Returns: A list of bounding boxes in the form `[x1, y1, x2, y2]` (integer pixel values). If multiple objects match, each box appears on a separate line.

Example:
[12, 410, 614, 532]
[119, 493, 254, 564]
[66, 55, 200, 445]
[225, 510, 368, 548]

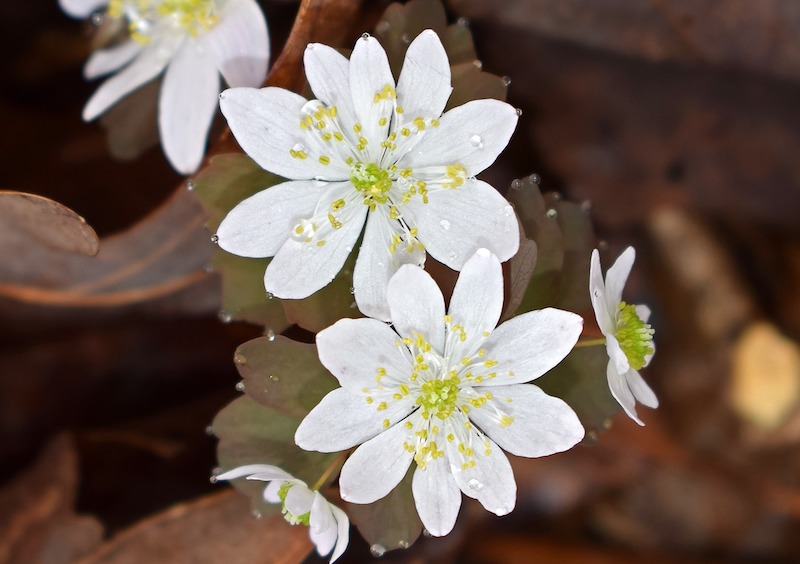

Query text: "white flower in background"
[215, 464, 349, 562]
[215, 30, 519, 320]
[295, 249, 584, 537]
[589, 247, 658, 426]
[60, 0, 270, 174]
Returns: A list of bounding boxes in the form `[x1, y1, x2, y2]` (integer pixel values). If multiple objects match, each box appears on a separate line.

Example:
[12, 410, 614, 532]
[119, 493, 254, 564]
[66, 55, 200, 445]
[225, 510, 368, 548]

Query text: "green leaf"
[345, 466, 421, 552]
[213, 396, 339, 515]
[235, 335, 337, 417]
[535, 346, 620, 433]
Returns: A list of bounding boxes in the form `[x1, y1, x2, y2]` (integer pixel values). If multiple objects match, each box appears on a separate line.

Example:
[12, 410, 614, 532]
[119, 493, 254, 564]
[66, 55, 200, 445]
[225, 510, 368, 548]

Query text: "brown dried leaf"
[0, 190, 98, 256]
[0, 434, 103, 564]
[79, 489, 312, 564]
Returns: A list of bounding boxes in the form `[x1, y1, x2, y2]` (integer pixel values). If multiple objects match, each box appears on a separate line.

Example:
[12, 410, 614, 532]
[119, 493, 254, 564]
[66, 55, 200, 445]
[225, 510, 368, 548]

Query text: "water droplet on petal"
[290, 218, 317, 242]
[218, 310, 231, 323]
[503, 205, 514, 216]
[218, 92, 225, 100]
[205, 425, 215, 436]
[350, 301, 358, 309]
[209, 474, 218, 484]
[269, 374, 280, 382]
[510, 179, 522, 190]
[468, 478, 484, 491]
[469, 134, 483, 148]
[551, 192, 562, 201]
[448, 251, 458, 262]
[502, 76, 512, 86]
[457, 16, 469, 27]
[361, 32, 371, 40]
[398, 540, 410, 549]
[515, 108, 523, 117]
[422, 528, 431, 538]
[397, 176, 409, 188]
[410, 126, 419, 135]
[306, 44, 314, 51]
[292, 142, 306, 153]
[401, 33, 410, 44]
[586, 430, 599, 443]
[472, 59, 482, 70]
[266, 329, 276, 341]
[529, 173, 541, 184]
[349, 286, 355, 294]
[370, 544, 386, 557]
[90, 11, 105, 26]
[440, 219, 451, 231]
[593, 289, 601, 298]
[235, 381, 245, 392]
[233, 352, 246, 365]
[267, 292, 275, 300]
[211, 234, 219, 244]
[376, 20, 390, 34]
[546, 208, 558, 219]
[345, 246, 353, 253]
[186, 179, 194, 191]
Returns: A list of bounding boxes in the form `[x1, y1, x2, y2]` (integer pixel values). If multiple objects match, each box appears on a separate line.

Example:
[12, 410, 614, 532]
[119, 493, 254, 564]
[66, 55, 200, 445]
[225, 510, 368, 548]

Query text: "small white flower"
[215, 464, 349, 562]
[295, 249, 584, 537]
[589, 247, 658, 426]
[60, 0, 270, 174]
[215, 30, 519, 320]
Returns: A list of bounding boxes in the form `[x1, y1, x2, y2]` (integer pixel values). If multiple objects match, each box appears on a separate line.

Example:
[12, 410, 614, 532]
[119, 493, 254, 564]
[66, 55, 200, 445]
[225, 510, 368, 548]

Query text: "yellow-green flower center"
[615, 302, 654, 370]
[350, 162, 392, 208]
[109, 0, 218, 44]
[276, 483, 311, 527]
[416, 376, 461, 420]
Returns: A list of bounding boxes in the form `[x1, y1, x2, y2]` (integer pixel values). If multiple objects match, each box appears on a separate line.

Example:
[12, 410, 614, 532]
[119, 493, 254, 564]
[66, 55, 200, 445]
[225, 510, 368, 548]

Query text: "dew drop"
[401, 33, 410, 44]
[586, 430, 599, 443]
[410, 126, 419, 135]
[361, 32, 371, 40]
[211, 234, 219, 244]
[233, 352, 246, 365]
[370, 544, 386, 557]
[218, 310, 231, 323]
[235, 381, 245, 392]
[603, 418, 613, 430]
[457, 16, 469, 27]
[186, 179, 194, 191]
[546, 208, 558, 219]
[218, 92, 225, 100]
[551, 192, 562, 201]
[529, 173, 541, 184]
[502, 205, 514, 216]
[440, 219, 451, 231]
[266, 329, 276, 341]
[345, 246, 353, 253]
[377, 261, 384, 268]
[349, 286, 355, 294]
[502, 76, 512, 87]
[90, 11, 105, 26]
[376, 20, 390, 34]
[515, 108, 523, 117]
[204, 425, 215, 436]
[209, 474, 218, 484]
[475, 248, 491, 258]
[472, 59, 482, 70]
[398, 540, 410, 549]
[397, 176, 409, 187]
[469, 134, 483, 148]
[292, 142, 306, 153]
[202, 263, 213, 273]
[267, 292, 275, 300]
[290, 218, 317, 242]
[468, 478, 484, 491]
[448, 251, 458, 262]
[581, 200, 593, 212]
[350, 301, 358, 309]
[598, 240, 609, 251]
[422, 528, 431, 538]
[593, 289, 601, 298]
[252, 510, 263, 519]
[510, 179, 522, 190]
[496, 503, 512, 515]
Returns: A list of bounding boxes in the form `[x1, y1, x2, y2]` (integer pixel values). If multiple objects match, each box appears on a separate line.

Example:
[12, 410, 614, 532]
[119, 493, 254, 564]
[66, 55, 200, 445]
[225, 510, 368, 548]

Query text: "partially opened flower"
[215, 464, 349, 562]
[589, 247, 658, 425]
[215, 30, 519, 320]
[295, 249, 584, 537]
[60, 0, 269, 174]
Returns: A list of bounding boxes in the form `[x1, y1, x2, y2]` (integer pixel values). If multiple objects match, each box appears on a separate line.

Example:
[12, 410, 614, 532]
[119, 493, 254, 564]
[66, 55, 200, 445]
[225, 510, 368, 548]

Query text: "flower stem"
[575, 337, 606, 348]
[311, 451, 348, 492]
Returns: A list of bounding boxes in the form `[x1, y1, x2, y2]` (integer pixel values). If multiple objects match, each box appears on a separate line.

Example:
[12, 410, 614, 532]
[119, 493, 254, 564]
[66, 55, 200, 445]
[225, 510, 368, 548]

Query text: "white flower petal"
[353, 209, 426, 321]
[264, 480, 283, 503]
[607, 360, 642, 426]
[84, 40, 143, 79]
[448, 434, 516, 516]
[310, 521, 337, 558]
[605, 334, 631, 375]
[304, 44, 359, 147]
[60, 0, 105, 18]
[396, 29, 452, 121]
[339, 415, 415, 504]
[626, 369, 659, 409]
[589, 249, 615, 335]
[264, 203, 366, 299]
[408, 178, 519, 270]
[411, 458, 461, 537]
[348, 34, 394, 136]
[284, 481, 316, 515]
[219, 87, 339, 179]
[217, 180, 325, 258]
[159, 42, 220, 174]
[329, 504, 350, 563]
[295, 388, 412, 452]
[215, 463, 292, 482]
[636, 304, 652, 323]
[83, 34, 182, 121]
[202, 0, 269, 88]
[447, 249, 503, 359]
[387, 265, 445, 353]
[399, 99, 518, 176]
[310, 492, 335, 536]
[480, 308, 583, 385]
[470, 384, 584, 457]
[316, 318, 413, 391]
[604, 246, 635, 313]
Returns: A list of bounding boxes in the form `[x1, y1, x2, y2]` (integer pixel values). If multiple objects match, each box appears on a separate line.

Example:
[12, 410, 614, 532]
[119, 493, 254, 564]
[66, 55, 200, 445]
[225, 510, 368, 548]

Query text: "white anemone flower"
[215, 464, 349, 562]
[215, 30, 519, 320]
[589, 247, 658, 426]
[60, 0, 269, 174]
[295, 249, 584, 537]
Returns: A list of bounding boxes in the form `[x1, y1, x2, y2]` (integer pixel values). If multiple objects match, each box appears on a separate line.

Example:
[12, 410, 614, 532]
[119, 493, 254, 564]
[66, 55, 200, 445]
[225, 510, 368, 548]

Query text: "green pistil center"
[351, 162, 392, 208]
[417, 376, 460, 420]
[277, 482, 311, 527]
[615, 301, 654, 370]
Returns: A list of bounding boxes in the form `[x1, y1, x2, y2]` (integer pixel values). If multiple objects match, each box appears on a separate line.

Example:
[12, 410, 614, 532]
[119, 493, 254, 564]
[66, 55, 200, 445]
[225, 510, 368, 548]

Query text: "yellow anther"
[319, 155, 330, 165]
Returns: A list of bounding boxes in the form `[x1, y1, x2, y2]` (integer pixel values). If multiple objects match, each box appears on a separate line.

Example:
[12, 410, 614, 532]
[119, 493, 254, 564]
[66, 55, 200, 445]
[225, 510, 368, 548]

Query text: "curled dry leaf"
[0, 190, 99, 256]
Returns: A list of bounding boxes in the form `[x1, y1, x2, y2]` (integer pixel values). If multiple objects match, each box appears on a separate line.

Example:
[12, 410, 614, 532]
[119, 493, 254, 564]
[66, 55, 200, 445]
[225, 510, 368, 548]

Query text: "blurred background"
[2, 0, 800, 562]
